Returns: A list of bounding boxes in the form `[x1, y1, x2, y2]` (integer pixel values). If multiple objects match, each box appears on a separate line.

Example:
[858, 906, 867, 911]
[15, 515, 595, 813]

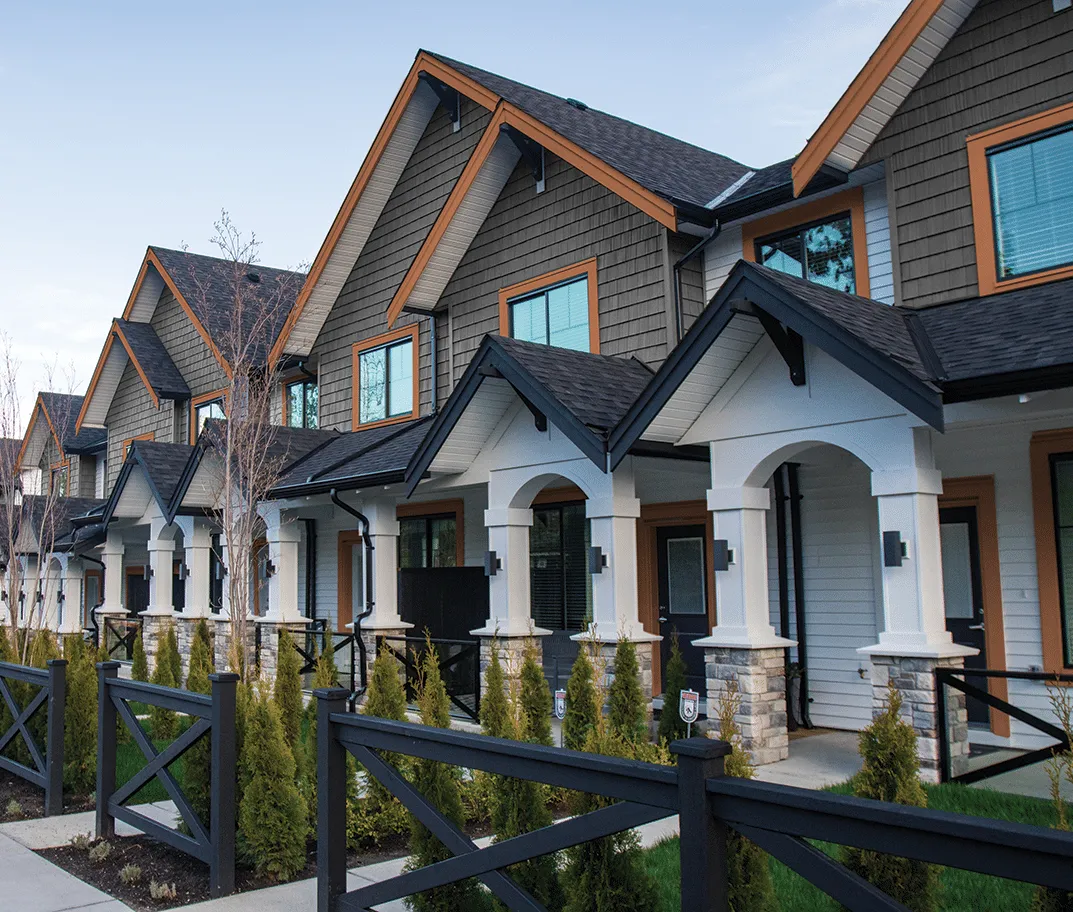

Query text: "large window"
[50, 463, 69, 497]
[498, 259, 598, 353]
[529, 501, 591, 633]
[193, 395, 225, 441]
[987, 126, 1073, 282]
[286, 377, 318, 429]
[755, 212, 856, 293]
[1052, 453, 1073, 667]
[353, 328, 416, 428]
[399, 514, 458, 568]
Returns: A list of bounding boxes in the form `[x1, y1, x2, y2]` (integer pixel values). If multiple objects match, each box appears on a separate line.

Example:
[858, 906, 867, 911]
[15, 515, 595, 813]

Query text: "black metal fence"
[315, 688, 1073, 912]
[288, 620, 359, 696]
[376, 635, 481, 722]
[101, 617, 142, 662]
[0, 659, 66, 815]
[96, 662, 238, 898]
[936, 667, 1073, 784]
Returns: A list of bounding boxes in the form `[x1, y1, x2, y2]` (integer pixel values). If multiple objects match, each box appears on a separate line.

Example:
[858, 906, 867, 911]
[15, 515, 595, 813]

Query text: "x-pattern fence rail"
[0, 659, 66, 815]
[96, 662, 238, 898]
[376, 635, 481, 722]
[315, 688, 1073, 912]
[102, 617, 142, 662]
[936, 667, 1073, 784]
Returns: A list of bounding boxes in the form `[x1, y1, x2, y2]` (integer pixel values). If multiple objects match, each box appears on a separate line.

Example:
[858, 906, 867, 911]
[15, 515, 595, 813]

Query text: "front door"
[939, 506, 989, 726]
[125, 569, 149, 617]
[657, 525, 709, 697]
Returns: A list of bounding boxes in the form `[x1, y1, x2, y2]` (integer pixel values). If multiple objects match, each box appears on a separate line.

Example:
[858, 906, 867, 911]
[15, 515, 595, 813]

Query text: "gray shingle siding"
[104, 360, 176, 489]
[311, 99, 492, 430]
[150, 289, 228, 399]
[862, 0, 1073, 307]
[444, 152, 668, 381]
[76, 454, 97, 499]
[669, 232, 706, 336]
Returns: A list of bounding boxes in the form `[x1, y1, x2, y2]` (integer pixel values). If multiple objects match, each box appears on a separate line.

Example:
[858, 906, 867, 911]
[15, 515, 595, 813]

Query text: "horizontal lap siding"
[151, 290, 228, 410]
[863, 0, 1073, 307]
[445, 153, 668, 378]
[104, 361, 176, 490]
[311, 100, 491, 430]
[703, 225, 743, 301]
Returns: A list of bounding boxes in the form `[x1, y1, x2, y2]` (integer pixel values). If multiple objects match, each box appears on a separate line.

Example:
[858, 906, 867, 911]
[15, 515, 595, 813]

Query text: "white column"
[175, 518, 212, 618]
[695, 486, 794, 650]
[259, 505, 305, 623]
[359, 500, 410, 631]
[217, 538, 233, 619]
[57, 558, 84, 635]
[143, 532, 177, 617]
[474, 507, 544, 638]
[97, 530, 127, 618]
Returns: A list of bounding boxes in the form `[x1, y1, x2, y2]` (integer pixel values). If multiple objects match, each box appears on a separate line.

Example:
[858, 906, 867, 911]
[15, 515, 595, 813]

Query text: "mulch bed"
[0, 771, 95, 820]
[40, 834, 411, 912]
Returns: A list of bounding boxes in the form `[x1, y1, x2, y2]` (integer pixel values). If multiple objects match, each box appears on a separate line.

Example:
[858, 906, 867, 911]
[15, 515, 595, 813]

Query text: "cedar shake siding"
[104, 360, 177, 488]
[669, 231, 706, 337]
[76, 454, 97, 499]
[150, 289, 228, 404]
[311, 99, 492, 430]
[862, 0, 1073, 308]
[444, 151, 669, 381]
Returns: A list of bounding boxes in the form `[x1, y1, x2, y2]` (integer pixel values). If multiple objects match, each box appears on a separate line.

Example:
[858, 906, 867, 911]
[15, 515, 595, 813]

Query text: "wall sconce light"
[35, 586, 43, 605]
[883, 531, 907, 567]
[215, 562, 228, 581]
[177, 563, 189, 581]
[589, 546, 607, 574]
[484, 550, 501, 577]
[262, 559, 276, 580]
[1, 589, 7, 603]
[712, 540, 735, 572]
[143, 565, 153, 581]
[57, 584, 65, 604]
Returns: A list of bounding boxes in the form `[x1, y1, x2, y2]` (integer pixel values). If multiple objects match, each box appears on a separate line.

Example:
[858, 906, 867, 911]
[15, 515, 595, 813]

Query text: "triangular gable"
[100, 439, 195, 526]
[16, 394, 64, 473]
[792, 0, 977, 195]
[608, 260, 945, 469]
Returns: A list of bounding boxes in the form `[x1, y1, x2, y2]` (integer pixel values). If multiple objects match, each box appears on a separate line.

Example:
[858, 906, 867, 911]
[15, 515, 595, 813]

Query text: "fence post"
[671, 737, 731, 912]
[209, 673, 238, 898]
[44, 659, 67, 816]
[936, 668, 950, 783]
[316, 687, 349, 912]
[96, 661, 120, 839]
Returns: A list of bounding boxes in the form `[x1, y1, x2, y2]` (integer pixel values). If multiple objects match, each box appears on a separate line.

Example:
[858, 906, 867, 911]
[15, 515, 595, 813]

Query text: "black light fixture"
[484, 550, 501, 577]
[712, 540, 734, 572]
[883, 531, 907, 568]
[588, 546, 607, 574]
[143, 565, 153, 581]
[214, 561, 228, 581]
[262, 558, 276, 580]
[177, 563, 188, 582]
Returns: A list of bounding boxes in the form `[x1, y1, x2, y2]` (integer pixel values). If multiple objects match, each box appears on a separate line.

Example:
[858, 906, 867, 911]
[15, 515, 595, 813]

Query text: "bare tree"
[185, 213, 306, 681]
[0, 336, 78, 662]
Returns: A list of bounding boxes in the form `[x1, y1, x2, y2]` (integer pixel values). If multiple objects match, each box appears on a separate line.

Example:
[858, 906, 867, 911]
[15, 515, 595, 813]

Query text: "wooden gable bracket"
[419, 72, 461, 132]
[753, 306, 806, 387]
[501, 124, 545, 193]
[478, 364, 547, 431]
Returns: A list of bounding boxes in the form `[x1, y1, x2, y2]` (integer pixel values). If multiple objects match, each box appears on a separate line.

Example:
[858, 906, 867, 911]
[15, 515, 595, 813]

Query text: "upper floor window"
[123, 432, 154, 460]
[498, 259, 599, 353]
[193, 395, 225, 441]
[352, 326, 416, 429]
[50, 464, 69, 497]
[285, 378, 318, 429]
[755, 212, 856, 294]
[968, 102, 1073, 296]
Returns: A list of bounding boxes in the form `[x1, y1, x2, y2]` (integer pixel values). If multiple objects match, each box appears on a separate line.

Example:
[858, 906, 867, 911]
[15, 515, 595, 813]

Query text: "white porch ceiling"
[428, 377, 517, 475]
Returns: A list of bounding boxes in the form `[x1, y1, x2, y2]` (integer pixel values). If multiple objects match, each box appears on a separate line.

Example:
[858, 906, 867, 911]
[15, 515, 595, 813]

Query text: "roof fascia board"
[112, 323, 161, 409]
[76, 330, 121, 433]
[167, 442, 208, 522]
[791, 0, 950, 196]
[99, 458, 135, 527]
[15, 396, 63, 473]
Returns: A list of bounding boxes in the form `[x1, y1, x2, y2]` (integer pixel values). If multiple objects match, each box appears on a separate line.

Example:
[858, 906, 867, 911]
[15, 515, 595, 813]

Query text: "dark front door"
[126, 570, 149, 617]
[657, 525, 709, 698]
[939, 506, 989, 726]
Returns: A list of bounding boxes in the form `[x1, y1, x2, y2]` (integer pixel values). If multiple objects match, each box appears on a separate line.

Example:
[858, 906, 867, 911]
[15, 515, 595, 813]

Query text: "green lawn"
[113, 729, 189, 806]
[643, 782, 1060, 912]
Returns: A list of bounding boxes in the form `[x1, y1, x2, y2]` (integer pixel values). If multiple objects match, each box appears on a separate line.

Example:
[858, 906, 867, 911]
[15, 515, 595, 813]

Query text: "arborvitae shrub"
[519, 640, 552, 746]
[608, 638, 646, 744]
[149, 627, 180, 741]
[0, 626, 12, 747]
[563, 646, 599, 752]
[1033, 682, 1073, 911]
[164, 625, 183, 693]
[184, 621, 215, 827]
[238, 686, 308, 882]
[62, 635, 97, 795]
[30, 629, 60, 667]
[843, 681, 939, 912]
[656, 633, 689, 744]
[131, 633, 149, 683]
[714, 680, 776, 912]
[405, 640, 487, 911]
[273, 628, 303, 757]
[479, 641, 510, 739]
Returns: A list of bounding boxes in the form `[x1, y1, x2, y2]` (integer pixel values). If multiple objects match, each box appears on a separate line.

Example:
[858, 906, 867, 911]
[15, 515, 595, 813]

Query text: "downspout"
[81, 553, 106, 642]
[772, 466, 797, 732]
[671, 222, 720, 343]
[329, 489, 373, 702]
[426, 314, 438, 413]
[786, 463, 812, 728]
[300, 518, 316, 620]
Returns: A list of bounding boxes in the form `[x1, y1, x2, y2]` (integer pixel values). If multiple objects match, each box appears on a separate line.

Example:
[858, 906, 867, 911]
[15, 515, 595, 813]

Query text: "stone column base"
[359, 627, 411, 702]
[214, 617, 256, 676]
[868, 653, 968, 784]
[478, 635, 542, 699]
[255, 620, 313, 684]
[175, 615, 215, 679]
[140, 612, 176, 678]
[703, 646, 789, 765]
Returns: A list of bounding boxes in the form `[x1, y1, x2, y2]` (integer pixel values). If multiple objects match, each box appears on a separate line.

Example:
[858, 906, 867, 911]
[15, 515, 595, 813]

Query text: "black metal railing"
[936, 667, 1073, 784]
[0, 659, 66, 815]
[101, 617, 141, 662]
[376, 635, 481, 723]
[96, 662, 237, 898]
[293, 621, 358, 697]
[314, 691, 1073, 912]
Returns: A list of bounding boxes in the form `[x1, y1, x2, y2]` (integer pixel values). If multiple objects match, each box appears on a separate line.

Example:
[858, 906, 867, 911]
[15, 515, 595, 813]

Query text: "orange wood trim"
[396, 498, 465, 566]
[351, 324, 419, 430]
[112, 322, 161, 410]
[792, 0, 947, 195]
[497, 258, 600, 353]
[1030, 428, 1073, 673]
[337, 530, 364, 632]
[939, 475, 1010, 737]
[190, 389, 228, 443]
[76, 329, 119, 434]
[530, 485, 587, 506]
[280, 372, 309, 428]
[741, 187, 870, 298]
[122, 432, 154, 459]
[967, 102, 1073, 297]
[636, 500, 716, 694]
[125, 249, 233, 379]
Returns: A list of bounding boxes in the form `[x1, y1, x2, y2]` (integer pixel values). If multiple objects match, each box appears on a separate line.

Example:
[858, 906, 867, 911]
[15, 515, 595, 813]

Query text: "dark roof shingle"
[40, 392, 107, 453]
[115, 320, 190, 399]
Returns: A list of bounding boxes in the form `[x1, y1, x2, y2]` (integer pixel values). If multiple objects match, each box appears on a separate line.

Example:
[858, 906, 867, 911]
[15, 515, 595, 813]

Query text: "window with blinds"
[988, 125, 1073, 281]
[756, 213, 856, 293]
[509, 275, 589, 352]
[1051, 454, 1073, 666]
[529, 502, 591, 632]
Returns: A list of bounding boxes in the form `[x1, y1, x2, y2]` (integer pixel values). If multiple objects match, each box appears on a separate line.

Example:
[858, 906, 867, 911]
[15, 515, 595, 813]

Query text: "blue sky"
[0, 0, 905, 418]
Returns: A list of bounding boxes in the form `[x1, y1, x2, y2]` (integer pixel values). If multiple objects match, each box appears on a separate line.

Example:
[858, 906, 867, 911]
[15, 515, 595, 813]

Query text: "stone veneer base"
[704, 646, 788, 766]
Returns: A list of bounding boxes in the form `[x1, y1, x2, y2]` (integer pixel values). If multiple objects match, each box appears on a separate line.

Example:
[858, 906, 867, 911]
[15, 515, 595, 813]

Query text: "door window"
[940, 522, 976, 620]
[666, 537, 706, 615]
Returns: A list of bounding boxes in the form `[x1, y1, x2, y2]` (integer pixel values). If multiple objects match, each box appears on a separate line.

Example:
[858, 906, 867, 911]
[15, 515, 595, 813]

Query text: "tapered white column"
[144, 537, 177, 616]
[475, 507, 540, 638]
[96, 530, 127, 618]
[175, 518, 213, 619]
[359, 500, 409, 631]
[259, 505, 304, 623]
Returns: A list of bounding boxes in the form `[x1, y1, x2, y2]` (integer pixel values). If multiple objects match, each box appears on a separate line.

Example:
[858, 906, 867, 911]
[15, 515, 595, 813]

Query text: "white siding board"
[863, 179, 895, 305]
[703, 225, 743, 301]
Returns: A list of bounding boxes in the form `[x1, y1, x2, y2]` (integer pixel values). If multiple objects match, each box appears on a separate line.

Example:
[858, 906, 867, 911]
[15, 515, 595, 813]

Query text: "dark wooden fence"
[315, 687, 1073, 912]
[0, 658, 66, 815]
[96, 661, 238, 898]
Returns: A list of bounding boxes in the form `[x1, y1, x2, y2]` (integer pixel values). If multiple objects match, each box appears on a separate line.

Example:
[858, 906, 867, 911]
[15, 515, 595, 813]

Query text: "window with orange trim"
[742, 188, 870, 299]
[968, 102, 1073, 296]
[498, 259, 599, 353]
[397, 499, 464, 568]
[50, 461, 69, 497]
[191, 391, 227, 442]
[351, 326, 418, 430]
[123, 432, 154, 460]
[1031, 428, 1073, 671]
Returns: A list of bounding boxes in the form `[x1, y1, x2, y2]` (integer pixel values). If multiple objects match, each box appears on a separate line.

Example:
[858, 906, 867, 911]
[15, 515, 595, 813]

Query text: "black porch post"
[44, 659, 67, 816]
[317, 687, 349, 912]
[209, 672, 238, 897]
[672, 737, 731, 912]
[95, 661, 120, 839]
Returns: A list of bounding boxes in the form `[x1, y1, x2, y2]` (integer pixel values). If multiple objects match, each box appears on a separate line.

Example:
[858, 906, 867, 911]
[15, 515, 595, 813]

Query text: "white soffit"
[826, 0, 976, 173]
[113, 470, 154, 520]
[181, 458, 221, 509]
[286, 82, 440, 357]
[405, 135, 522, 312]
[81, 337, 129, 429]
[21, 413, 51, 469]
[642, 313, 765, 444]
[127, 265, 165, 323]
[428, 377, 517, 474]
